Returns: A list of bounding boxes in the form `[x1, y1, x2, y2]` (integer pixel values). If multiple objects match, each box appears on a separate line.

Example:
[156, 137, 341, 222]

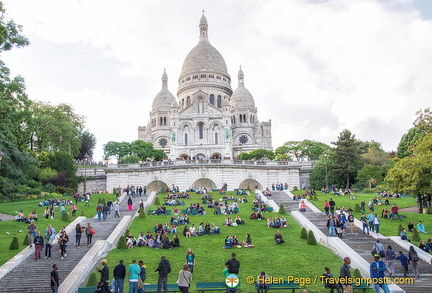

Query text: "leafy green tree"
[414, 107, 432, 134]
[0, 3, 30, 51]
[386, 133, 432, 213]
[103, 140, 165, 161]
[103, 141, 131, 160]
[275, 140, 330, 161]
[31, 102, 84, 156]
[356, 164, 384, 189]
[331, 129, 363, 189]
[237, 149, 274, 160]
[396, 127, 424, 159]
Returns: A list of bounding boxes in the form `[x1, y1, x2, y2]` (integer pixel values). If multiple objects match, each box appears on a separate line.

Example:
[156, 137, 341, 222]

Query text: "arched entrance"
[191, 178, 217, 190]
[178, 154, 190, 160]
[146, 180, 169, 192]
[237, 179, 262, 190]
[210, 153, 222, 159]
[193, 153, 206, 160]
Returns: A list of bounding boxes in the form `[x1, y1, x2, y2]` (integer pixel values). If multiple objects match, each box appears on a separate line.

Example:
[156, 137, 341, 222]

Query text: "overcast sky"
[2, 0, 432, 161]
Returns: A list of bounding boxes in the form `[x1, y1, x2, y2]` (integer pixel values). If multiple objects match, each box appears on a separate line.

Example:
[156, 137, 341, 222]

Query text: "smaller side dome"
[152, 69, 177, 111]
[231, 66, 255, 109]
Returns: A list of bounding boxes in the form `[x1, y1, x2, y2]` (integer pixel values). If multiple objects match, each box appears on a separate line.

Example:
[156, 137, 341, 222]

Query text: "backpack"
[412, 254, 419, 262]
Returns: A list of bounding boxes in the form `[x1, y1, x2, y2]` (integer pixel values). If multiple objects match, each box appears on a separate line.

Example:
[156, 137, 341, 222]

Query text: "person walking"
[186, 248, 196, 273]
[347, 212, 355, 233]
[385, 245, 396, 277]
[177, 264, 192, 293]
[114, 201, 120, 218]
[45, 229, 55, 259]
[33, 231, 44, 261]
[370, 254, 390, 293]
[27, 220, 37, 247]
[373, 214, 381, 234]
[75, 223, 82, 248]
[128, 259, 140, 293]
[138, 260, 147, 293]
[360, 213, 369, 236]
[85, 222, 94, 247]
[51, 264, 60, 293]
[155, 256, 171, 293]
[408, 246, 420, 277]
[96, 204, 103, 221]
[59, 231, 68, 259]
[396, 251, 410, 277]
[390, 204, 403, 221]
[323, 200, 330, 216]
[103, 203, 108, 220]
[128, 197, 133, 211]
[339, 257, 353, 293]
[326, 216, 337, 237]
[329, 198, 336, 217]
[96, 259, 110, 293]
[113, 260, 126, 293]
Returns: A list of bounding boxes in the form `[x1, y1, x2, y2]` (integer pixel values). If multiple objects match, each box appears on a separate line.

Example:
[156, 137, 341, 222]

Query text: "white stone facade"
[138, 12, 272, 160]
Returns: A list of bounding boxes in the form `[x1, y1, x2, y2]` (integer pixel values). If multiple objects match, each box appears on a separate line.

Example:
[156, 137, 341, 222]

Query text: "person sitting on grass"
[212, 224, 220, 234]
[224, 235, 232, 249]
[400, 228, 411, 242]
[242, 233, 254, 248]
[274, 230, 285, 244]
[162, 235, 171, 249]
[257, 211, 264, 220]
[127, 236, 134, 249]
[232, 235, 239, 246]
[189, 224, 196, 236]
[250, 212, 257, 219]
[205, 222, 211, 234]
[274, 217, 281, 228]
[280, 216, 288, 228]
[183, 226, 191, 237]
[224, 216, 233, 226]
[417, 221, 429, 234]
[171, 224, 177, 234]
[198, 223, 204, 235]
[170, 234, 180, 247]
[267, 216, 274, 228]
[235, 216, 244, 225]
[419, 240, 429, 252]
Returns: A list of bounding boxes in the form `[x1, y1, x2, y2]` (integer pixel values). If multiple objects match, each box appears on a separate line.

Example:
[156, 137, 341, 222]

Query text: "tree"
[237, 149, 274, 160]
[103, 140, 165, 161]
[103, 141, 130, 160]
[356, 164, 384, 189]
[0, 3, 30, 52]
[75, 131, 96, 160]
[396, 128, 424, 159]
[275, 140, 330, 161]
[331, 129, 362, 189]
[386, 133, 432, 213]
[414, 108, 432, 134]
[31, 102, 84, 156]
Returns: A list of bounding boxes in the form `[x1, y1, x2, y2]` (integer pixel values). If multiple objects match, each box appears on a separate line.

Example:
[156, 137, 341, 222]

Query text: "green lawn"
[0, 193, 117, 266]
[293, 190, 432, 246]
[103, 192, 343, 293]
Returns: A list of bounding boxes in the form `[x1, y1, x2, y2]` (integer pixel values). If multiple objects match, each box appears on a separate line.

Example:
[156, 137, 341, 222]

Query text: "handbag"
[90, 227, 96, 234]
[137, 278, 143, 289]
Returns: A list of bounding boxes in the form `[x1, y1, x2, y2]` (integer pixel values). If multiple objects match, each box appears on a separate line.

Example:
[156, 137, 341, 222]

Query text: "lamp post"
[323, 151, 329, 191]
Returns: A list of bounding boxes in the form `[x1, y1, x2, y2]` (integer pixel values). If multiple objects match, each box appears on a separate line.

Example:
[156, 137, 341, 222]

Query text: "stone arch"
[237, 179, 262, 190]
[146, 180, 169, 192]
[191, 178, 217, 190]
[177, 153, 190, 160]
[210, 152, 222, 159]
[193, 153, 206, 160]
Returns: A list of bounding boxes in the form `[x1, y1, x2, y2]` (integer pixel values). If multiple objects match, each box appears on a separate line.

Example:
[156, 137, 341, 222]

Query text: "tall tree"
[0, 2, 30, 52]
[331, 129, 362, 189]
[75, 130, 96, 160]
[31, 102, 84, 155]
[386, 133, 432, 213]
[275, 140, 330, 161]
[396, 127, 424, 159]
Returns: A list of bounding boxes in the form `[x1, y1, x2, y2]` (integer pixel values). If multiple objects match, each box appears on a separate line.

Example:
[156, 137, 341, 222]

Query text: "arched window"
[217, 95, 222, 108]
[187, 96, 191, 106]
[184, 133, 188, 146]
[243, 114, 247, 123]
[198, 122, 204, 139]
[215, 132, 219, 144]
[182, 99, 185, 109]
[159, 117, 163, 126]
[209, 94, 214, 105]
[239, 115, 243, 123]
[163, 117, 167, 126]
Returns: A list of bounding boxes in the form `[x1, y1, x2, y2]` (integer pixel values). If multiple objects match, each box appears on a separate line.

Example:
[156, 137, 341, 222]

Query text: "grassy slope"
[0, 193, 116, 266]
[293, 190, 432, 246]
[104, 192, 341, 293]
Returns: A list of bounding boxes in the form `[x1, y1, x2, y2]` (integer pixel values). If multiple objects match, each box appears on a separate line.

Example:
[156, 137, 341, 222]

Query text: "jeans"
[157, 276, 168, 293]
[129, 281, 138, 293]
[114, 279, 124, 293]
[375, 224, 380, 233]
[390, 213, 402, 221]
[362, 224, 369, 235]
[76, 233, 81, 246]
[257, 284, 269, 293]
[97, 211, 102, 220]
[51, 285, 58, 293]
[45, 244, 52, 258]
[103, 212, 107, 220]
[329, 226, 336, 237]
[373, 283, 390, 293]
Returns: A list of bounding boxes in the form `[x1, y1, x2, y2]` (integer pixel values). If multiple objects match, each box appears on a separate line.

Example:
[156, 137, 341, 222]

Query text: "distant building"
[138, 12, 272, 160]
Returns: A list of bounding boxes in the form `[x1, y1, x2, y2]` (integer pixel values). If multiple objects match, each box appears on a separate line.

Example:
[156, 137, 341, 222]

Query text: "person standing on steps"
[385, 245, 396, 277]
[128, 196, 133, 211]
[155, 256, 171, 293]
[51, 264, 60, 293]
[113, 259, 126, 293]
[114, 201, 120, 218]
[370, 254, 390, 293]
[33, 231, 44, 261]
[75, 223, 82, 248]
[85, 222, 94, 247]
[329, 198, 336, 217]
[27, 220, 37, 247]
[408, 246, 420, 277]
[45, 228, 55, 259]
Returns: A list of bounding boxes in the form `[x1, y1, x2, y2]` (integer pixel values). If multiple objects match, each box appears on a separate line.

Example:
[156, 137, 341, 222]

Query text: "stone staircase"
[0, 195, 140, 293]
[270, 191, 432, 293]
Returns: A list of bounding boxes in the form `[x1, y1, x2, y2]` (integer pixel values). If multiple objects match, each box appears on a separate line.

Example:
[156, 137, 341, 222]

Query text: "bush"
[10, 237, 19, 250]
[278, 204, 286, 214]
[62, 212, 70, 221]
[117, 236, 127, 249]
[124, 229, 130, 237]
[307, 230, 317, 245]
[293, 186, 299, 191]
[86, 272, 97, 287]
[312, 194, 318, 201]
[300, 228, 308, 239]
[97, 198, 102, 205]
[42, 183, 56, 193]
[23, 234, 29, 246]
[154, 197, 161, 205]
[138, 207, 146, 218]
[354, 204, 361, 213]
[353, 268, 362, 279]
[101, 198, 106, 205]
[397, 224, 403, 236]
[411, 228, 421, 242]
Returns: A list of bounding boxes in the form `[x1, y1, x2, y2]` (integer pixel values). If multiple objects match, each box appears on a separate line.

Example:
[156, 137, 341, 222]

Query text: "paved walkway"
[0, 194, 144, 293]
[269, 191, 432, 293]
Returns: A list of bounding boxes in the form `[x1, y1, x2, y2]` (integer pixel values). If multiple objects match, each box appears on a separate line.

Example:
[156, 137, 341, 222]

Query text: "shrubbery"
[10, 237, 19, 250]
[300, 227, 308, 239]
[117, 236, 127, 249]
[307, 230, 317, 245]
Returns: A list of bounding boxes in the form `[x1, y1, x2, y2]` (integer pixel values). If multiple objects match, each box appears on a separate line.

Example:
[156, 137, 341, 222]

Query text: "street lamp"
[323, 151, 329, 191]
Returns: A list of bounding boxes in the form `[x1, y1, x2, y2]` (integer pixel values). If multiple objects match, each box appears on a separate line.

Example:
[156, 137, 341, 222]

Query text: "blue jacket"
[396, 254, 409, 267]
[370, 260, 386, 279]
